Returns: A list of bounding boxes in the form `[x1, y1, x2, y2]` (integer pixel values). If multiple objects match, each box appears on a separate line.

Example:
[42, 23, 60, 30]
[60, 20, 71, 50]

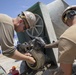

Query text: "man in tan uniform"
[0, 11, 36, 64]
[44, 5, 76, 75]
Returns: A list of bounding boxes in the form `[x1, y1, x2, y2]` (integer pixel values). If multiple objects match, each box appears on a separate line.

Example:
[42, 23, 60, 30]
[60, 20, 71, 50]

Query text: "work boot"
[43, 68, 64, 75]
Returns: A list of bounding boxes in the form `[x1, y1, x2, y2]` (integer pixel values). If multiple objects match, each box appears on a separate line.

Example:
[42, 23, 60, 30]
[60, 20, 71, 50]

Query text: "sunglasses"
[18, 12, 30, 30]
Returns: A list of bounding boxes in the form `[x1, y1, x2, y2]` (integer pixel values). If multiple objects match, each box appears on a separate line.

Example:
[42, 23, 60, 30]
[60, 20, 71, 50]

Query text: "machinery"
[17, 37, 51, 75]
[16, 0, 70, 75]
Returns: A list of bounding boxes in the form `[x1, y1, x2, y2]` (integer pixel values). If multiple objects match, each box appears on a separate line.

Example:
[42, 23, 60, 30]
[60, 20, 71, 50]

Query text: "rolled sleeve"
[2, 47, 16, 57]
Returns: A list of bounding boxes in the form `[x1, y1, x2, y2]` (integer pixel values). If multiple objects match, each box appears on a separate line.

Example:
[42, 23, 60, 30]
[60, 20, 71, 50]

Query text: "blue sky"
[0, 0, 76, 18]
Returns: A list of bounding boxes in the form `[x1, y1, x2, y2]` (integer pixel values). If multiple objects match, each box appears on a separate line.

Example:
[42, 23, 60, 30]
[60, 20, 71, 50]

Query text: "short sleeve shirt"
[0, 14, 16, 57]
[60, 24, 76, 44]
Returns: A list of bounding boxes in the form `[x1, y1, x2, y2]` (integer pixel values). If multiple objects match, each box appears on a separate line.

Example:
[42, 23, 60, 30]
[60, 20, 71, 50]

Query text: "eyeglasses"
[63, 9, 76, 23]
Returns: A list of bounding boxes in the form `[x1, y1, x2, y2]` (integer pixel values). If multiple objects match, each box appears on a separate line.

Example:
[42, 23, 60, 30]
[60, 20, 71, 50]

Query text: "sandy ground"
[0, 54, 22, 74]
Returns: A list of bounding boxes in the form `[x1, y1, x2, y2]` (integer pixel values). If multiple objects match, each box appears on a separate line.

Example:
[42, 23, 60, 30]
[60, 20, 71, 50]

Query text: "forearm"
[11, 50, 36, 64]
[10, 50, 28, 61]
[45, 40, 59, 48]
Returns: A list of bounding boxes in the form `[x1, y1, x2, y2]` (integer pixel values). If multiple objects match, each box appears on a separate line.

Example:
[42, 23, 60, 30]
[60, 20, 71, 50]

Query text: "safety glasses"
[18, 12, 30, 30]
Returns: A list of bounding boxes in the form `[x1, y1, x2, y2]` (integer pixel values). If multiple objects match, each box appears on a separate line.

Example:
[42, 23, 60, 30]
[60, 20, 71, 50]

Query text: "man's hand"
[25, 53, 36, 64]
[34, 37, 46, 47]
